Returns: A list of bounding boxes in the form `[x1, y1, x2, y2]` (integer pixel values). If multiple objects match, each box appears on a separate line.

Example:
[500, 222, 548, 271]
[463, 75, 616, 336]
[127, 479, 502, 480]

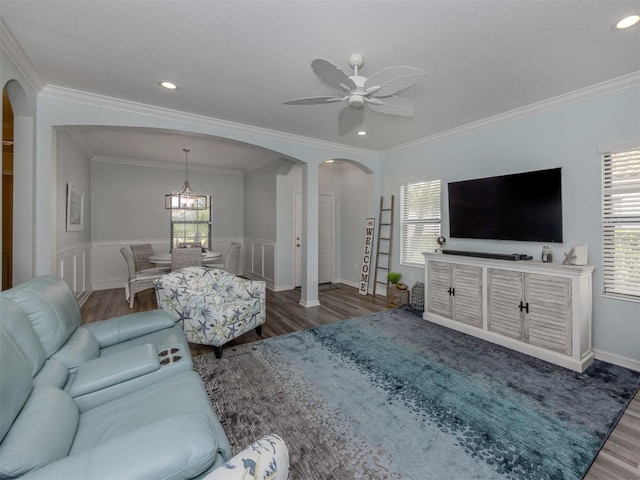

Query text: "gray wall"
[382, 85, 640, 362]
[244, 161, 279, 242]
[338, 164, 375, 286]
[57, 130, 92, 249]
[91, 160, 244, 242]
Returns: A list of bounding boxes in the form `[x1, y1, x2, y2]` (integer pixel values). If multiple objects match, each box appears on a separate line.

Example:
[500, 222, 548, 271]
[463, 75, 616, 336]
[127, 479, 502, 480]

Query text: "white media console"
[423, 252, 595, 372]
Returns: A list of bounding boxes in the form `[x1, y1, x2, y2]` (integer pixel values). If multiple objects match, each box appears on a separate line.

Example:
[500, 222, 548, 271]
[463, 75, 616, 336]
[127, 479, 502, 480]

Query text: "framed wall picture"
[66, 183, 84, 232]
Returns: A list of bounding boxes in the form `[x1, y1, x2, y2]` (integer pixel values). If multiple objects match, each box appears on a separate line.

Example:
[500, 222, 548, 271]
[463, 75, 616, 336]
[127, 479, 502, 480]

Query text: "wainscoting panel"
[243, 238, 276, 289]
[56, 243, 92, 305]
[92, 238, 244, 291]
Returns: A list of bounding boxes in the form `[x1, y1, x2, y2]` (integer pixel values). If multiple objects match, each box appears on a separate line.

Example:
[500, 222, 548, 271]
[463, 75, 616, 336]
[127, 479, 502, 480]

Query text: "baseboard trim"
[299, 298, 321, 308]
[76, 288, 92, 307]
[593, 349, 640, 372]
[272, 284, 295, 292]
[339, 279, 377, 295]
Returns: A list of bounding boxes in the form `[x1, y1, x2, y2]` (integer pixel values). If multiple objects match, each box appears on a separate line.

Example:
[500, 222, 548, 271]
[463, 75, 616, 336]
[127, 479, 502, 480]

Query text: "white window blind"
[170, 197, 212, 250]
[603, 147, 640, 301]
[401, 180, 441, 266]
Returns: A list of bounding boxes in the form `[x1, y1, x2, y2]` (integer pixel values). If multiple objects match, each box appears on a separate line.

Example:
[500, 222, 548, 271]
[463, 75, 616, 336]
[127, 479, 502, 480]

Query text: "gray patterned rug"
[193, 308, 640, 480]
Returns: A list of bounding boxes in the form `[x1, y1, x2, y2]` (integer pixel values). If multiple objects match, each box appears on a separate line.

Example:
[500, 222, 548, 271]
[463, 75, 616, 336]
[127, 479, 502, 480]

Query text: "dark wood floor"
[80, 284, 639, 480]
[80, 284, 392, 355]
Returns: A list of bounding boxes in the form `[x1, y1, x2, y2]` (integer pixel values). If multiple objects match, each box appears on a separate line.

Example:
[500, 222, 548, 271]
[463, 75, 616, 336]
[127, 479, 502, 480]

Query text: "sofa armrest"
[69, 343, 159, 397]
[84, 310, 175, 348]
[203, 434, 289, 480]
[20, 414, 219, 480]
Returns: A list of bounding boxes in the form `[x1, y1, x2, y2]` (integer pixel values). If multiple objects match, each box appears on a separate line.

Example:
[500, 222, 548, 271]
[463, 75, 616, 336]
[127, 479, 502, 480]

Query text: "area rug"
[193, 308, 640, 480]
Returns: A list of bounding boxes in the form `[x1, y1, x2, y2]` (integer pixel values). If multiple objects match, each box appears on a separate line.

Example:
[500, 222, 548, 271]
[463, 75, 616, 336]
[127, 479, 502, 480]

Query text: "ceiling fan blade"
[283, 96, 344, 105]
[338, 106, 364, 135]
[365, 66, 426, 97]
[311, 59, 357, 92]
[366, 95, 415, 116]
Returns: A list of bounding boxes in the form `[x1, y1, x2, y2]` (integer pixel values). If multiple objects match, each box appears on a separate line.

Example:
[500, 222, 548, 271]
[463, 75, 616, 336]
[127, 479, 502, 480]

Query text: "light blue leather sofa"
[0, 275, 233, 478]
[0, 275, 290, 479]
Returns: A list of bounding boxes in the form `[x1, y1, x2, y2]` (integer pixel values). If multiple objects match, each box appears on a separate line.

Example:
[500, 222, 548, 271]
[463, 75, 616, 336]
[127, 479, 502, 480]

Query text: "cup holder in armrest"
[159, 347, 179, 357]
[160, 355, 182, 365]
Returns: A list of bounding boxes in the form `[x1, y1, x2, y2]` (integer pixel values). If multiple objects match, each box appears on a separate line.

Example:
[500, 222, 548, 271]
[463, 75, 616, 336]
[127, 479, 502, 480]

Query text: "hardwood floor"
[80, 284, 639, 480]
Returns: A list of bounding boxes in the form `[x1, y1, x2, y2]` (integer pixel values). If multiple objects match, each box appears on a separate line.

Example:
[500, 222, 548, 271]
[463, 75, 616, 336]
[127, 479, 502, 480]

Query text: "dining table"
[149, 251, 222, 266]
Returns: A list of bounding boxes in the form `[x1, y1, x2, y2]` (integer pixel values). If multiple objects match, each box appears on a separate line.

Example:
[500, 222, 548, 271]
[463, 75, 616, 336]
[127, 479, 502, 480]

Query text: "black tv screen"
[448, 168, 563, 243]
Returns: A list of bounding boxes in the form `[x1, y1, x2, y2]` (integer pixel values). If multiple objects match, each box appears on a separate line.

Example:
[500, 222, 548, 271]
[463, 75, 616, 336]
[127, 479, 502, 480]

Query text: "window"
[170, 197, 212, 250]
[602, 146, 640, 301]
[400, 179, 441, 266]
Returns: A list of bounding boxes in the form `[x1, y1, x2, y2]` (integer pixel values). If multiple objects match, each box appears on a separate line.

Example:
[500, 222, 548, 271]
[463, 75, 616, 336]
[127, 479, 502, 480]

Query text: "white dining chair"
[211, 242, 241, 274]
[120, 247, 165, 308]
[130, 243, 169, 275]
[171, 248, 203, 271]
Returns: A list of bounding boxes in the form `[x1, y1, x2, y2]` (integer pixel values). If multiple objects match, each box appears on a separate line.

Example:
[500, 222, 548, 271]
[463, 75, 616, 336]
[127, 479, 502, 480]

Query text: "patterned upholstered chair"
[155, 266, 266, 358]
[203, 434, 289, 480]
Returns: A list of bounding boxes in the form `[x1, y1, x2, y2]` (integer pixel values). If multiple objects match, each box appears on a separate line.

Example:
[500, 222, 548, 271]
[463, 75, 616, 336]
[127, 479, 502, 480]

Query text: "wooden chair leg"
[255, 325, 263, 336]
[214, 346, 223, 359]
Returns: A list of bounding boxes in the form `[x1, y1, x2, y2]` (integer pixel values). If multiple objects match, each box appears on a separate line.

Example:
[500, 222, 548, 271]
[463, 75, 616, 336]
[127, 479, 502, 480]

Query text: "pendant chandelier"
[165, 148, 207, 210]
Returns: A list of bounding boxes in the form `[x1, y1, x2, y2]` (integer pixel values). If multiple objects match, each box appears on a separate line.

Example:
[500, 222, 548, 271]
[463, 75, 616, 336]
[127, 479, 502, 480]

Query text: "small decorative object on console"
[564, 244, 587, 266]
[436, 236, 446, 252]
[542, 245, 553, 263]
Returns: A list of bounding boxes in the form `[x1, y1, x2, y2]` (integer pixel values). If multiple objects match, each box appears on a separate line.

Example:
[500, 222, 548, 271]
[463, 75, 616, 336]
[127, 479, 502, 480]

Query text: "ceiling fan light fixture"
[165, 148, 207, 210]
[616, 14, 639, 29]
[283, 55, 426, 136]
[357, 131, 367, 136]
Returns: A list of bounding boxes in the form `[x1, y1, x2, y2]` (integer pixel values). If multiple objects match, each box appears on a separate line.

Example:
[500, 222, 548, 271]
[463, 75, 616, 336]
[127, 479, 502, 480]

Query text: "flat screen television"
[448, 168, 563, 243]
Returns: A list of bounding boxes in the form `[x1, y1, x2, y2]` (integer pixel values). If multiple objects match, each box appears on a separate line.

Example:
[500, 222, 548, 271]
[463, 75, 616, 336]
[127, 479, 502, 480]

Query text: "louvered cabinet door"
[487, 269, 525, 341]
[452, 264, 483, 327]
[525, 274, 572, 355]
[427, 261, 453, 318]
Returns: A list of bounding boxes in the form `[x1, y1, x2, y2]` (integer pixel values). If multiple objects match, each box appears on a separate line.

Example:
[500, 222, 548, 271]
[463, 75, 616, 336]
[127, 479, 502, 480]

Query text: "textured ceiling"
[1, 0, 639, 170]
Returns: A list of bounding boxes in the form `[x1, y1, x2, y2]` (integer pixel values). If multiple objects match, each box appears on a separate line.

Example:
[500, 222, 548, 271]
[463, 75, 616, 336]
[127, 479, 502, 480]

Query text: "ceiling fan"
[283, 54, 426, 135]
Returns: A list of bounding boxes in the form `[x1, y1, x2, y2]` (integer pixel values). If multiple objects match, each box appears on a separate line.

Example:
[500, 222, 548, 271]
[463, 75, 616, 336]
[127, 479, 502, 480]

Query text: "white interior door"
[318, 194, 333, 284]
[294, 193, 303, 287]
[294, 193, 333, 287]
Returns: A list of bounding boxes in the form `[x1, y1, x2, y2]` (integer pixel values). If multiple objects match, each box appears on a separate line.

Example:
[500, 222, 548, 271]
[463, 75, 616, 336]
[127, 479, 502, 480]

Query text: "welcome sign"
[359, 218, 375, 295]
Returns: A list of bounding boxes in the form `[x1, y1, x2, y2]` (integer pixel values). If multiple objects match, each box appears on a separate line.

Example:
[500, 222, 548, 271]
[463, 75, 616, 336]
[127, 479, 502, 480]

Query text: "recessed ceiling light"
[159, 81, 179, 90]
[357, 131, 367, 136]
[616, 14, 639, 29]
[325, 159, 335, 164]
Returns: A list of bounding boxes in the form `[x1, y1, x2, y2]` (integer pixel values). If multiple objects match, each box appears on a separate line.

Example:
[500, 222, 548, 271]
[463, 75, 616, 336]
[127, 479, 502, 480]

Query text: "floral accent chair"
[155, 266, 266, 358]
[203, 434, 289, 480]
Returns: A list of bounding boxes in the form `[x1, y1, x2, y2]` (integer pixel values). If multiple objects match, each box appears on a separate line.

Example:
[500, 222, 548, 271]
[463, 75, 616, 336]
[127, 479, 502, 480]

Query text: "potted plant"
[388, 272, 407, 290]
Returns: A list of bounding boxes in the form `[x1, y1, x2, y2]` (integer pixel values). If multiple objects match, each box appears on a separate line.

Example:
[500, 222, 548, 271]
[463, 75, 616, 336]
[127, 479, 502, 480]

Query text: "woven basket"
[411, 281, 425, 312]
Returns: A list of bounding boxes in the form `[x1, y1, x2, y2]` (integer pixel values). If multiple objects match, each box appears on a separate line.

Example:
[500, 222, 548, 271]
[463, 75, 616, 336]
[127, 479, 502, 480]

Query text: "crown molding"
[0, 17, 45, 93]
[91, 155, 243, 176]
[39, 85, 380, 159]
[384, 72, 640, 156]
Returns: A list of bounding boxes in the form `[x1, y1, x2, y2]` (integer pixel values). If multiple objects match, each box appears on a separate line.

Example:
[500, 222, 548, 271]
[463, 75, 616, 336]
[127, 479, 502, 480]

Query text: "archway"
[2, 79, 33, 289]
[2, 88, 14, 289]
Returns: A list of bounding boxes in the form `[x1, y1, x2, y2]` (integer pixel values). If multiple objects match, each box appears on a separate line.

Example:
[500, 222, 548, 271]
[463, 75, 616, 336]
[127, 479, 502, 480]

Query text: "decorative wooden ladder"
[373, 195, 394, 297]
